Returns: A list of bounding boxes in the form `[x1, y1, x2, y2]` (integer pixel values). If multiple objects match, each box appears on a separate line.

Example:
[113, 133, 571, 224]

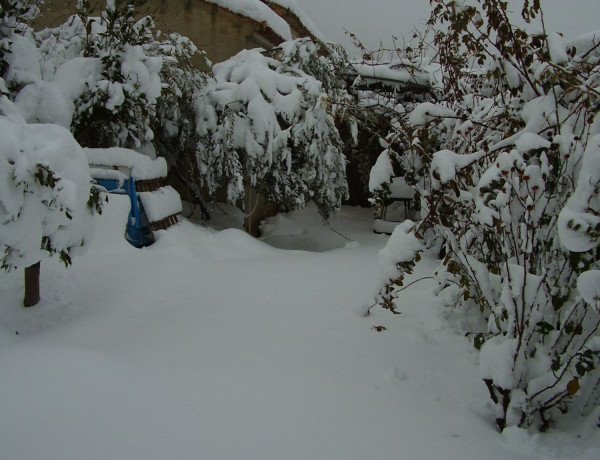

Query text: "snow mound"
[210, 228, 281, 259]
[260, 206, 347, 252]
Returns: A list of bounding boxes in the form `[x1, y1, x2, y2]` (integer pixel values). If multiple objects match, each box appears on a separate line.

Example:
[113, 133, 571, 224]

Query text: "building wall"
[34, 0, 284, 67]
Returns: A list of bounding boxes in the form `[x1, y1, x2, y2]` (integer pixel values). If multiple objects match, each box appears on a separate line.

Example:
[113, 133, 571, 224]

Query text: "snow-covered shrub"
[375, 0, 600, 430]
[195, 41, 348, 220]
[0, 0, 25, 80]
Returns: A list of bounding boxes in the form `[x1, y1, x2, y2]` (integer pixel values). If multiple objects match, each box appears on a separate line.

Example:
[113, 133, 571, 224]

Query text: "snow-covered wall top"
[85, 147, 167, 180]
[265, 0, 325, 41]
[204, 0, 293, 41]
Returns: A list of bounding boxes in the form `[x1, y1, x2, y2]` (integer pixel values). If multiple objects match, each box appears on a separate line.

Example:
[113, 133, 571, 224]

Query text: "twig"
[365, 276, 435, 316]
[327, 225, 354, 242]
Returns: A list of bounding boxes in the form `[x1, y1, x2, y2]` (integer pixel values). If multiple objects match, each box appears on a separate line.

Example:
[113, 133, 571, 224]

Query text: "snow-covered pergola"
[350, 60, 432, 99]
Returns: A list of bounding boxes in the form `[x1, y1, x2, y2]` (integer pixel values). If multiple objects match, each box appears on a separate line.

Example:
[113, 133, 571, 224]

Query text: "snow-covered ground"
[0, 196, 598, 459]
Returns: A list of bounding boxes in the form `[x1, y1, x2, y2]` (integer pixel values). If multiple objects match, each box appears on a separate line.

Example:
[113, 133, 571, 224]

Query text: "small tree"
[1, 1, 102, 307]
[0, 94, 102, 307]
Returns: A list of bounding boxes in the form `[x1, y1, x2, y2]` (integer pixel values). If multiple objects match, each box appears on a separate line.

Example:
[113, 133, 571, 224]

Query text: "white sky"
[297, 0, 600, 54]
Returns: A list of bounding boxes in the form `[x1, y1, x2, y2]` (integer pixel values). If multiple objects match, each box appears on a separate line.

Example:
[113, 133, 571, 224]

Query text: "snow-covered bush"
[375, 0, 600, 431]
[4, 1, 162, 148]
[195, 41, 348, 221]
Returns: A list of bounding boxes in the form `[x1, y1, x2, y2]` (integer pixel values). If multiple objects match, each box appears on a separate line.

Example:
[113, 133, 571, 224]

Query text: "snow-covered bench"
[86, 147, 182, 247]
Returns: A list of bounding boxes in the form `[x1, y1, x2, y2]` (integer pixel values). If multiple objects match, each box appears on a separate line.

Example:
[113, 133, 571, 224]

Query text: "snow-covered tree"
[1, 1, 102, 307]
[35, 0, 210, 170]
[195, 40, 348, 225]
[374, 0, 600, 431]
[1, 0, 40, 78]
[67, 0, 162, 150]
[0, 99, 102, 306]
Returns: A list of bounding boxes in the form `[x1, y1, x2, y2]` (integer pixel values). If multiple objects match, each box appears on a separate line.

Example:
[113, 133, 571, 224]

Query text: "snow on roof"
[263, 0, 325, 41]
[85, 147, 167, 180]
[203, 0, 293, 42]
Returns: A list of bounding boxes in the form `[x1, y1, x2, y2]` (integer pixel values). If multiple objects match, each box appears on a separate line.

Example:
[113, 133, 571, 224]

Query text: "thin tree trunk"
[24, 261, 40, 307]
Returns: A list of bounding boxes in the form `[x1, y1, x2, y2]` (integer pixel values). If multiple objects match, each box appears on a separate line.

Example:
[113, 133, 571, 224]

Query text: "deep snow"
[0, 196, 598, 459]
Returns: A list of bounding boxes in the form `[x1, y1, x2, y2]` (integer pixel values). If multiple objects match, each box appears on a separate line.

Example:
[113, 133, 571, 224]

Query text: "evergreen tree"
[69, 0, 162, 149]
[0, 1, 102, 307]
[195, 40, 349, 223]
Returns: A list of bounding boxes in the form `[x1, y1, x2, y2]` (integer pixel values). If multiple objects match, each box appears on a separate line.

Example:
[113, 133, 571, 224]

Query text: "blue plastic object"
[95, 177, 155, 248]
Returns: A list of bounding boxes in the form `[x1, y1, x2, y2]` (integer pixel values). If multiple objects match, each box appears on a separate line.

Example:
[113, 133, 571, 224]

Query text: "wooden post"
[24, 261, 41, 307]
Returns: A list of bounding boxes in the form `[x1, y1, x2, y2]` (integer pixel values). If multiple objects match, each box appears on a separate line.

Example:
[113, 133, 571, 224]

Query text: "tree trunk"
[24, 261, 41, 307]
[243, 186, 278, 237]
